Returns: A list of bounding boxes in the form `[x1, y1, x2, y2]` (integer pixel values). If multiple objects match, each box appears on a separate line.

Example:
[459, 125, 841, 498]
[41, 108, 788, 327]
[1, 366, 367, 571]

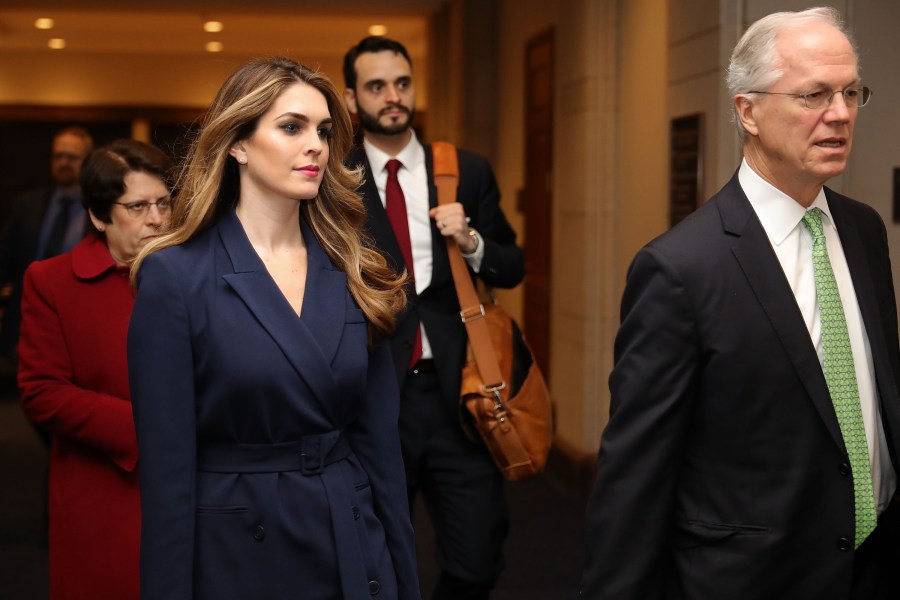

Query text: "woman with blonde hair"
[128, 57, 420, 599]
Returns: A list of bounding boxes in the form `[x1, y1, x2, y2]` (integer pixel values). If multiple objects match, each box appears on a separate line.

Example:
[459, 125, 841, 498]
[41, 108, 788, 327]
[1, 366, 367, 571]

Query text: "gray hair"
[726, 6, 857, 142]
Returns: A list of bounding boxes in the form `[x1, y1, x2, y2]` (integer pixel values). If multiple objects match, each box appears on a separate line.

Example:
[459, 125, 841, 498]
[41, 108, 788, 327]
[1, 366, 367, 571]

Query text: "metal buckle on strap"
[459, 303, 485, 323]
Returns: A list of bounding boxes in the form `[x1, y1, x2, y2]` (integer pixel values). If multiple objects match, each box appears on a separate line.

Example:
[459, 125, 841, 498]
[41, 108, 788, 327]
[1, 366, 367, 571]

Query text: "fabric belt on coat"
[196, 430, 350, 475]
[195, 431, 381, 599]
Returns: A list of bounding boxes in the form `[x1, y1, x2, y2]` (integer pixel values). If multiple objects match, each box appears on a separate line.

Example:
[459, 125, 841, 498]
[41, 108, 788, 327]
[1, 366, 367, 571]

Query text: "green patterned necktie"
[801, 208, 877, 549]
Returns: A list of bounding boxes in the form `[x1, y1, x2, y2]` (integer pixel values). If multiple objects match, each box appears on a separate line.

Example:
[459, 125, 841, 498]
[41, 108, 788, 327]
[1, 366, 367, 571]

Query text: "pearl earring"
[238, 157, 247, 164]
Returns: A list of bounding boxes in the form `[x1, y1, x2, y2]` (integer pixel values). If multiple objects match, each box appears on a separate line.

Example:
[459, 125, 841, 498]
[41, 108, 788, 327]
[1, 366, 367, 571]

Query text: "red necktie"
[385, 159, 423, 367]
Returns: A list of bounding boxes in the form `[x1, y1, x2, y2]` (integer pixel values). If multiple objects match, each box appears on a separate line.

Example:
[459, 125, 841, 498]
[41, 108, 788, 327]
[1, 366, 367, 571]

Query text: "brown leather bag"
[433, 141, 552, 481]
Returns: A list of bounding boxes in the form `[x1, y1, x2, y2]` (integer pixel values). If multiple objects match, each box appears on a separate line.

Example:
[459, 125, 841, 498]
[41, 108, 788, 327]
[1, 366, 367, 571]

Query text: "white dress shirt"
[364, 131, 485, 361]
[740, 159, 896, 513]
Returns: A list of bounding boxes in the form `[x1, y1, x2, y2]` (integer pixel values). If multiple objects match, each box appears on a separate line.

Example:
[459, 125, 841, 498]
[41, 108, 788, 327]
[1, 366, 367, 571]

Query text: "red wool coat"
[18, 234, 139, 600]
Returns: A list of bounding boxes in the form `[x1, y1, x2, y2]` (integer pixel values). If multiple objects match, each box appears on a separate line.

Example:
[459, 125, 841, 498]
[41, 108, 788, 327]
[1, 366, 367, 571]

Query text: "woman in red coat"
[18, 138, 172, 600]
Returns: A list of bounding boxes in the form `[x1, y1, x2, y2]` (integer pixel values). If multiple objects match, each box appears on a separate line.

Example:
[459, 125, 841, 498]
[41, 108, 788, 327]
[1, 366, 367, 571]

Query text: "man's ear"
[735, 95, 760, 137]
[344, 88, 358, 115]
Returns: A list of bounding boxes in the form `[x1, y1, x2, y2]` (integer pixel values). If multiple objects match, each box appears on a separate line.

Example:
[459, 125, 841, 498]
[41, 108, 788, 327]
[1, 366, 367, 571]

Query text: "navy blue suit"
[129, 209, 420, 599]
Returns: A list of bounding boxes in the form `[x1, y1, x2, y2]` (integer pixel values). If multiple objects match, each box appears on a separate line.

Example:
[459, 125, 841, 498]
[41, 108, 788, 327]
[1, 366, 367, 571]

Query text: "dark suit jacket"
[346, 142, 524, 408]
[0, 186, 89, 358]
[0, 187, 54, 357]
[128, 210, 420, 599]
[582, 173, 900, 599]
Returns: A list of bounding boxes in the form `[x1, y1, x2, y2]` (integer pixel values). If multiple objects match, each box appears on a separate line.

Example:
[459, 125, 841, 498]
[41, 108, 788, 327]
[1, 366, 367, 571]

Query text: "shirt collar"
[739, 158, 831, 245]
[362, 129, 422, 175]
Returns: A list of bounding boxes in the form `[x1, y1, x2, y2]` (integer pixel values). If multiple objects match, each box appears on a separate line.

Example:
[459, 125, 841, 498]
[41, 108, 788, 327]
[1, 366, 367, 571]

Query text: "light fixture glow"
[203, 21, 224, 33]
[368, 24, 388, 36]
[205, 41, 224, 53]
[48, 38, 66, 50]
[35, 18, 55, 30]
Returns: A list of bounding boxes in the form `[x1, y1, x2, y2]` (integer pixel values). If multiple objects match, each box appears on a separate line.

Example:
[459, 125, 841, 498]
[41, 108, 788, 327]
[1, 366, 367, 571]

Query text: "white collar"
[738, 158, 833, 245]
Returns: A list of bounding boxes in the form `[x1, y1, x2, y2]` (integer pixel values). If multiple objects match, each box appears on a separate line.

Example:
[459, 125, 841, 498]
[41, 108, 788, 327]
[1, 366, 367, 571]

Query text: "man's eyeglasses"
[748, 86, 872, 110]
[113, 199, 173, 217]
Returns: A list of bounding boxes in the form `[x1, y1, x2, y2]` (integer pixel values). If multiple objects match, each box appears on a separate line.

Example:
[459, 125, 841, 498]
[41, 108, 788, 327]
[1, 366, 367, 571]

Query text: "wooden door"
[522, 29, 554, 379]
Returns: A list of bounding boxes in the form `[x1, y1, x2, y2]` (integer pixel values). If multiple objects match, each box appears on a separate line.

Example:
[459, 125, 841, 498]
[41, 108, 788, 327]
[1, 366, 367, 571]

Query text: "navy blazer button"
[368, 580, 380, 595]
[837, 537, 851, 552]
[839, 463, 851, 476]
[253, 524, 266, 541]
[352, 506, 360, 520]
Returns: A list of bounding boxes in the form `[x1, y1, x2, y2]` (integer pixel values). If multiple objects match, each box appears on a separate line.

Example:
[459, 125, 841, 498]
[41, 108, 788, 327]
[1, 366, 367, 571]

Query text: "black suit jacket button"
[253, 524, 266, 541]
[352, 506, 360, 520]
[368, 580, 380, 595]
[837, 537, 851, 552]
[839, 463, 851, 476]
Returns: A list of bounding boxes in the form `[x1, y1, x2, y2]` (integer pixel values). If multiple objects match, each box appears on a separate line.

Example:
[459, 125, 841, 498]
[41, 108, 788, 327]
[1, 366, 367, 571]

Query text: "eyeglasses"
[52, 152, 83, 162]
[113, 199, 173, 217]
[748, 86, 872, 110]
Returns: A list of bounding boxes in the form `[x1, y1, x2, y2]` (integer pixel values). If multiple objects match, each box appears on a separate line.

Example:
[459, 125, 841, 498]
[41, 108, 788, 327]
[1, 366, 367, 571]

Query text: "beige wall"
[493, 0, 669, 459]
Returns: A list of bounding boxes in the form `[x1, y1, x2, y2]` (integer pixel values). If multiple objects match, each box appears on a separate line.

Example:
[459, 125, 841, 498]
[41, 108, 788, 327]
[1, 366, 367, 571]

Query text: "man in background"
[0, 126, 93, 361]
[343, 36, 525, 599]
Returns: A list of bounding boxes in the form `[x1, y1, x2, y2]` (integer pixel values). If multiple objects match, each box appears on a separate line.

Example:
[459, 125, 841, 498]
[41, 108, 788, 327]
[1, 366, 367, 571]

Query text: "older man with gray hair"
[582, 7, 900, 598]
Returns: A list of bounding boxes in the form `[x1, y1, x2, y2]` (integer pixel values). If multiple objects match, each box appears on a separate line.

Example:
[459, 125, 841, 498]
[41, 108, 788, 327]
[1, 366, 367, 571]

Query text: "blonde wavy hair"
[131, 57, 407, 337]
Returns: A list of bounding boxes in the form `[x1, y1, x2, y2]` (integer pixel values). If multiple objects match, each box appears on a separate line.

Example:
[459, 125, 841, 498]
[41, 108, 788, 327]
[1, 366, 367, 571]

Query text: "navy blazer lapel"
[297, 217, 351, 364]
[720, 176, 845, 451]
[217, 210, 342, 407]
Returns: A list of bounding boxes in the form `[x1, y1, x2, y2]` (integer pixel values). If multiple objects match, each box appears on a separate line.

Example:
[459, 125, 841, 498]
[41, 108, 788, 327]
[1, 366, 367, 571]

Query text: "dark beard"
[357, 104, 415, 136]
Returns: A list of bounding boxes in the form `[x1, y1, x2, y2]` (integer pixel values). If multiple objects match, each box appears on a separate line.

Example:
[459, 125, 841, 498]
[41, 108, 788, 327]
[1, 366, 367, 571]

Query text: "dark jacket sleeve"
[582, 245, 699, 599]
[459, 151, 525, 289]
[129, 252, 198, 599]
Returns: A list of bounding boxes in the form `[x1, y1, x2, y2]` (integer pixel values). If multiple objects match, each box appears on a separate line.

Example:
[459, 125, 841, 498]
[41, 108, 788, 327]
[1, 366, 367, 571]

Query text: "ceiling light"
[205, 41, 224, 53]
[48, 38, 66, 50]
[368, 25, 388, 36]
[204, 21, 224, 33]
[35, 18, 55, 30]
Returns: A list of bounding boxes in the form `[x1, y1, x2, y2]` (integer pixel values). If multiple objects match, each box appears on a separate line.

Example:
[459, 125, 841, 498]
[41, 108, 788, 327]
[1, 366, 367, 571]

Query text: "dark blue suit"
[0, 186, 88, 358]
[583, 174, 900, 598]
[128, 209, 420, 599]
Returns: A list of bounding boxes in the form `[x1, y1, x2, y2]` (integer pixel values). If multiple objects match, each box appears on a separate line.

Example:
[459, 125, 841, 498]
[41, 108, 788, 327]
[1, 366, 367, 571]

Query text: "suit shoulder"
[345, 144, 368, 169]
[826, 187, 884, 224]
[142, 227, 217, 275]
[645, 195, 723, 252]
[454, 148, 492, 172]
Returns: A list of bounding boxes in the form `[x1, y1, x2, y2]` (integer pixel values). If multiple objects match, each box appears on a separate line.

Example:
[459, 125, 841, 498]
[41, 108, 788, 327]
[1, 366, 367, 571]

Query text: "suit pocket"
[196, 504, 248, 515]
[672, 519, 769, 549]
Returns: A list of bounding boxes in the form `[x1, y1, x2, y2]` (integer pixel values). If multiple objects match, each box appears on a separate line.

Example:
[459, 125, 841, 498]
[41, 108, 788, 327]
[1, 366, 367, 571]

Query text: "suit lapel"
[720, 177, 846, 451]
[217, 210, 343, 410]
[828, 192, 900, 420]
[350, 146, 407, 276]
[423, 144, 451, 289]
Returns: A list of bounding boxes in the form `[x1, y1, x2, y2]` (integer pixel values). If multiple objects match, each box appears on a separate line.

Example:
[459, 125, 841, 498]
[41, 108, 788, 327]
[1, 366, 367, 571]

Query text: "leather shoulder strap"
[431, 142, 504, 391]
